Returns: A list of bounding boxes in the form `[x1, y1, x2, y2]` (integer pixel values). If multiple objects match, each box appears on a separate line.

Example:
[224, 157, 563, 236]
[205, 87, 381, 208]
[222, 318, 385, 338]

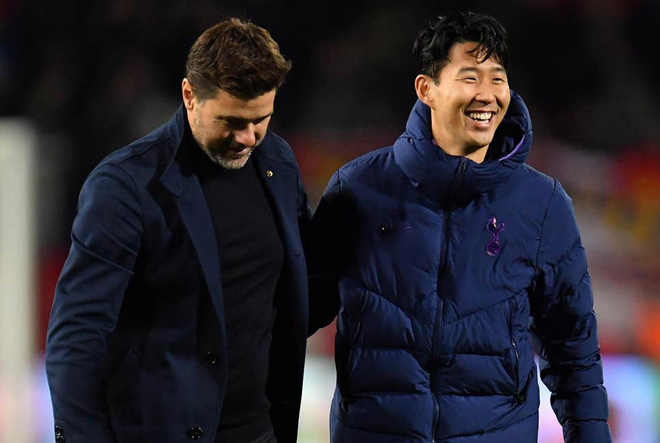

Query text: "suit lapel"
[160, 137, 226, 335]
[252, 144, 308, 365]
[158, 118, 305, 365]
[252, 148, 302, 260]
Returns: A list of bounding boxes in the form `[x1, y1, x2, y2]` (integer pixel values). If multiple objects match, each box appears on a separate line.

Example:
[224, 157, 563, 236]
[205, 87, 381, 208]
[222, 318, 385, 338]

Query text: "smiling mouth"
[467, 111, 495, 123]
[228, 146, 250, 157]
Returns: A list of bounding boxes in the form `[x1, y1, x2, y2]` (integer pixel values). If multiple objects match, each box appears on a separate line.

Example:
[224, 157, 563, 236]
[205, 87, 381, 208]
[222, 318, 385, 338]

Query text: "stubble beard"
[201, 139, 254, 170]
[192, 112, 254, 170]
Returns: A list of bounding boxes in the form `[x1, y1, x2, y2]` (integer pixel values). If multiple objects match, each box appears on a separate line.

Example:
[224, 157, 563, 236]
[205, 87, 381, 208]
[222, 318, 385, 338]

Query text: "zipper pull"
[459, 157, 468, 173]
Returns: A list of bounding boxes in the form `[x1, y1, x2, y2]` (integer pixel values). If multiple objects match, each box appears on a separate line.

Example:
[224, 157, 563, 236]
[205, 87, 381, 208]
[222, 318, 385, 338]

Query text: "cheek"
[496, 88, 511, 108]
[204, 125, 230, 141]
[256, 122, 271, 139]
[445, 91, 470, 116]
[502, 99, 511, 114]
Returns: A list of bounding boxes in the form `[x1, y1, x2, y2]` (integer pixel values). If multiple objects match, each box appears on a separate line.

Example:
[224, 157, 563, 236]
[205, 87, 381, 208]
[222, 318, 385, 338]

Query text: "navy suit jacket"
[46, 106, 311, 443]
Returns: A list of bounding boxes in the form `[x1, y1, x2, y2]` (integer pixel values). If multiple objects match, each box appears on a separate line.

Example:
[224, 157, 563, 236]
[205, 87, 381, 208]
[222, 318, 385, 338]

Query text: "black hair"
[413, 11, 508, 81]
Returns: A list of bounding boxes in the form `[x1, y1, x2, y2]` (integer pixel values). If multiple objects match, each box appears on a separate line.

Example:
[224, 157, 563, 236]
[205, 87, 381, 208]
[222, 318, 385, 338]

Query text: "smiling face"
[182, 78, 275, 169]
[415, 41, 510, 162]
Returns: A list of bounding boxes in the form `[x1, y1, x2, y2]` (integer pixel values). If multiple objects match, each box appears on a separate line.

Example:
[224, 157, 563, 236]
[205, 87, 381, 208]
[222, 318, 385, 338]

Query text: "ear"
[414, 74, 434, 106]
[181, 78, 195, 110]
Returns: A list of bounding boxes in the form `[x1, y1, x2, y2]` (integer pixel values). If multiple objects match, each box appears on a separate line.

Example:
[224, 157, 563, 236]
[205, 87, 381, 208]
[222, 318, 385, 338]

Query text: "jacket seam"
[564, 418, 609, 424]
[350, 389, 427, 397]
[361, 286, 419, 322]
[70, 233, 136, 274]
[353, 345, 417, 352]
[445, 351, 515, 357]
[534, 179, 559, 272]
[112, 163, 146, 234]
[332, 408, 426, 439]
[447, 411, 537, 439]
[438, 391, 526, 398]
[533, 180, 584, 277]
[443, 290, 527, 326]
[337, 166, 345, 198]
[545, 349, 601, 369]
[336, 279, 416, 329]
[110, 134, 173, 168]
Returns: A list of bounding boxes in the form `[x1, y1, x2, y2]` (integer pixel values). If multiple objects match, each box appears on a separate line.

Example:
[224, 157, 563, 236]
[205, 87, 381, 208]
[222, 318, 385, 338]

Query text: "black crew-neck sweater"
[190, 138, 284, 442]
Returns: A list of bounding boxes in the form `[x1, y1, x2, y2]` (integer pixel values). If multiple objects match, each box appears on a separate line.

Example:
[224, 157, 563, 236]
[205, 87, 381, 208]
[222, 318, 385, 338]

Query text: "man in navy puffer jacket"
[307, 11, 612, 443]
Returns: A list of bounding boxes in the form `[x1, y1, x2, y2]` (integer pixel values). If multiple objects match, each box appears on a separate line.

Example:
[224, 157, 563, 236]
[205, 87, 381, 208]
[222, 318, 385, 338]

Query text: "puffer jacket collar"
[392, 90, 533, 208]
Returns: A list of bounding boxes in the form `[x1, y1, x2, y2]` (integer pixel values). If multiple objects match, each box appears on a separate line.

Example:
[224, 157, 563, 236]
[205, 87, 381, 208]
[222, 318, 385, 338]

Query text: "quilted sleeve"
[306, 169, 349, 336]
[530, 180, 612, 443]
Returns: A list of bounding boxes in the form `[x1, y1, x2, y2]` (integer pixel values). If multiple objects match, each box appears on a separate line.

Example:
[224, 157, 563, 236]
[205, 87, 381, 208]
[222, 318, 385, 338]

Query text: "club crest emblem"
[485, 215, 505, 256]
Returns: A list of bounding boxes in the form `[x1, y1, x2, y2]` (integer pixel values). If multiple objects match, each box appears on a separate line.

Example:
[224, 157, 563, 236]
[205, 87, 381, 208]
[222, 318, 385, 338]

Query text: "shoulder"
[518, 164, 556, 191]
[88, 122, 175, 187]
[517, 164, 576, 211]
[512, 165, 576, 222]
[508, 164, 563, 210]
[258, 131, 299, 167]
[101, 121, 173, 169]
[515, 166, 582, 265]
[336, 145, 396, 184]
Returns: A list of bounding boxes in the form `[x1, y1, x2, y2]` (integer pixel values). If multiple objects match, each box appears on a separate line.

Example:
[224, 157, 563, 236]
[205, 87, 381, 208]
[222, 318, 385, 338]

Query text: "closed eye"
[217, 119, 242, 130]
[215, 112, 273, 130]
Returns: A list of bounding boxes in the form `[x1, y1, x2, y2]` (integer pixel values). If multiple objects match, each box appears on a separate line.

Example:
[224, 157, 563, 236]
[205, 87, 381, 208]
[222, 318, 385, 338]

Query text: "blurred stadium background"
[1, 0, 659, 441]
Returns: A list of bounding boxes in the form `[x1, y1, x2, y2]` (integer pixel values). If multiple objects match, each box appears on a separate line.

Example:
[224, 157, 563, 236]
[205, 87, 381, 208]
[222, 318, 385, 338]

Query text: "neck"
[433, 135, 488, 164]
[464, 146, 488, 164]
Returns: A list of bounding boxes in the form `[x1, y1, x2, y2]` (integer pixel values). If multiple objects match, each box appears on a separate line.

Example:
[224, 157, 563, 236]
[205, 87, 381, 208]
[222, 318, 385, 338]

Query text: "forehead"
[203, 88, 276, 119]
[444, 41, 506, 72]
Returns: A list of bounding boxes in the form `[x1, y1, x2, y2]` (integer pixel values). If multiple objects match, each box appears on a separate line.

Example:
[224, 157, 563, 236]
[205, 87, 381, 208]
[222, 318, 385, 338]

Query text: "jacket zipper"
[431, 158, 468, 441]
[439, 158, 467, 272]
[431, 391, 440, 442]
[453, 157, 468, 206]
[508, 298, 522, 403]
[342, 291, 367, 406]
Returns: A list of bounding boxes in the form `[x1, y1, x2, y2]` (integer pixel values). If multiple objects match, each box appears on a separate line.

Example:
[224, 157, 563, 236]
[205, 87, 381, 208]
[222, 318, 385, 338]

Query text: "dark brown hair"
[185, 18, 292, 100]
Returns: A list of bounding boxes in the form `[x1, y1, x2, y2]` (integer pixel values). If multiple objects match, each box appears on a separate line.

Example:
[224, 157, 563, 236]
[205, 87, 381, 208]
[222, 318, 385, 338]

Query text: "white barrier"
[0, 119, 36, 443]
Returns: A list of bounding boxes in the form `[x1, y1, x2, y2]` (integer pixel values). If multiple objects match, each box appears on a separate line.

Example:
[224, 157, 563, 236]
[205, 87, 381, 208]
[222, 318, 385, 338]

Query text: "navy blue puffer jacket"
[308, 92, 611, 442]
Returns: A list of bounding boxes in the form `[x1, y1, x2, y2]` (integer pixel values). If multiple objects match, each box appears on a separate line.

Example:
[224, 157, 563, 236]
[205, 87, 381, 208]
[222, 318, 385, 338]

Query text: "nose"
[475, 81, 496, 103]
[234, 124, 257, 147]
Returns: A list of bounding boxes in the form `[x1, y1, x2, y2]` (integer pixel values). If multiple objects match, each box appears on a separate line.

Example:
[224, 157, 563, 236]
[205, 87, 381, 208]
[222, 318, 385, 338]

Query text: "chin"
[470, 135, 496, 150]
[214, 153, 251, 170]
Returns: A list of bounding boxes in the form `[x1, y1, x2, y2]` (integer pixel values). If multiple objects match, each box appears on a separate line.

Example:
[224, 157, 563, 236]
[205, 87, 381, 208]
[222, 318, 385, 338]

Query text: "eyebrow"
[457, 66, 507, 75]
[217, 112, 274, 124]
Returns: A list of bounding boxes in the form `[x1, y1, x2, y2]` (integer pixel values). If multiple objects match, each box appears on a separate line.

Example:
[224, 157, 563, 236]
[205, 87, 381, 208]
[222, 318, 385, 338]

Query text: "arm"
[45, 163, 143, 442]
[530, 181, 612, 443]
[295, 155, 313, 239]
[306, 170, 349, 336]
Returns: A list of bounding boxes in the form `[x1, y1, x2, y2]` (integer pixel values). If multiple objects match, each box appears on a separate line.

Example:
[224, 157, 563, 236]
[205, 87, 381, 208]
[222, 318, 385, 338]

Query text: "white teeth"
[468, 112, 493, 122]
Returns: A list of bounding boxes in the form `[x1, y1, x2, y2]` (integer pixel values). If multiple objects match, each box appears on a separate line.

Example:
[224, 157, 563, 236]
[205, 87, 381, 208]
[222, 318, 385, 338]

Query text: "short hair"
[413, 11, 508, 82]
[185, 18, 292, 100]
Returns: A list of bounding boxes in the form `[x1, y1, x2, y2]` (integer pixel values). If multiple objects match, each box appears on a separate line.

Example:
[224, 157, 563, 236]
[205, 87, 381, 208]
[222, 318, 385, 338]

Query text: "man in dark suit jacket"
[45, 18, 311, 443]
